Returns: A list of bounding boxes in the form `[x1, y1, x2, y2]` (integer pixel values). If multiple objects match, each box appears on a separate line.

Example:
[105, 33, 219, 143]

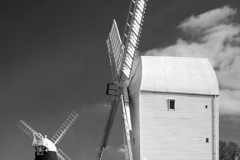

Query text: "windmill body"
[18, 111, 79, 160]
[33, 136, 58, 160]
[34, 151, 58, 160]
[128, 56, 219, 160]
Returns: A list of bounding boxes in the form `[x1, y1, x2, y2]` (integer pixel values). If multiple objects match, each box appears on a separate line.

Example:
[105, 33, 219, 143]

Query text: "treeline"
[220, 140, 240, 160]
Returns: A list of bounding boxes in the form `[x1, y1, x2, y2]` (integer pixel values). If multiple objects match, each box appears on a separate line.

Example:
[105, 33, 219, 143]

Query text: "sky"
[0, 0, 240, 160]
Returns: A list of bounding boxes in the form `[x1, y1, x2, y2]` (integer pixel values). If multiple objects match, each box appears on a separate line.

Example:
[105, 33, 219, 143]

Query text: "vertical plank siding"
[130, 91, 218, 160]
[212, 97, 219, 160]
[128, 57, 219, 160]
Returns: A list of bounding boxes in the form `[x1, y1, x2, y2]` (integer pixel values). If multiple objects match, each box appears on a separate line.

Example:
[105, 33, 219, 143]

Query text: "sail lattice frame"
[52, 111, 79, 144]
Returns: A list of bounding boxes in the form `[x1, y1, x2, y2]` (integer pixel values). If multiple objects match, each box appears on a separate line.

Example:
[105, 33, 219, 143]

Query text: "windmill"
[98, 0, 220, 159]
[97, 0, 148, 160]
[18, 111, 79, 160]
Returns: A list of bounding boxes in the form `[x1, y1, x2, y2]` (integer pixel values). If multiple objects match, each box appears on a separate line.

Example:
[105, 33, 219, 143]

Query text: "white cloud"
[102, 145, 125, 160]
[93, 102, 111, 114]
[144, 6, 240, 115]
[117, 147, 125, 153]
[104, 144, 125, 153]
[178, 6, 237, 33]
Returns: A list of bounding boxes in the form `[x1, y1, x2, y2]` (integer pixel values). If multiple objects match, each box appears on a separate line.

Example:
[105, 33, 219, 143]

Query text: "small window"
[133, 138, 135, 145]
[205, 105, 208, 109]
[168, 99, 175, 110]
[206, 138, 209, 143]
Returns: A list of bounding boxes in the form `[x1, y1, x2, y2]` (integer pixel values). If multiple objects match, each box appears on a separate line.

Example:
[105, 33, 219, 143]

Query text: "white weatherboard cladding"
[139, 92, 216, 160]
[140, 56, 219, 95]
[128, 56, 219, 160]
[213, 96, 219, 160]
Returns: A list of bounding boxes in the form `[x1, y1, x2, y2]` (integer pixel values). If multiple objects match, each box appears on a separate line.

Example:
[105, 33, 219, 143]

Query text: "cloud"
[105, 144, 125, 152]
[178, 6, 237, 33]
[103, 144, 125, 160]
[93, 102, 111, 114]
[144, 6, 240, 115]
[117, 147, 125, 153]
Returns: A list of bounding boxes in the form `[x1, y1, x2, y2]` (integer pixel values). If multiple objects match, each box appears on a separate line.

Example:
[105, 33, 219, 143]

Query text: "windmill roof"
[129, 56, 219, 96]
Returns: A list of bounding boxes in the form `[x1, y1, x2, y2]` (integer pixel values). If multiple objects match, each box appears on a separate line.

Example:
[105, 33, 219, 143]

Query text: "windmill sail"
[97, 93, 133, 160]
[57, 148, 71, 160]
[97, 0, 148, 159]
[121, 95, 133, 160]
[18, 120, 40, 139]
[122, 0, 148, 79]
[52, 111, 79, 144]
[123, 128, 131, 160]
[106, 20, 124, 83]
[96, 98, 119, 160]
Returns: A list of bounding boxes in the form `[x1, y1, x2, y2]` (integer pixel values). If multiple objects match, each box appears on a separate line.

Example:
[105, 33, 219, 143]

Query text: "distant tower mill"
[18, 111, 79, 160]
[97, 0, 219, 160]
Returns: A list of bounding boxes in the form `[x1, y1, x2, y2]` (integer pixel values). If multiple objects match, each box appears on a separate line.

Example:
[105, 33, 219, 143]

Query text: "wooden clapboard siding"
[212, 97, 219, 160]
[138, 91, 214, 160]
[128, 56, 219, 160]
